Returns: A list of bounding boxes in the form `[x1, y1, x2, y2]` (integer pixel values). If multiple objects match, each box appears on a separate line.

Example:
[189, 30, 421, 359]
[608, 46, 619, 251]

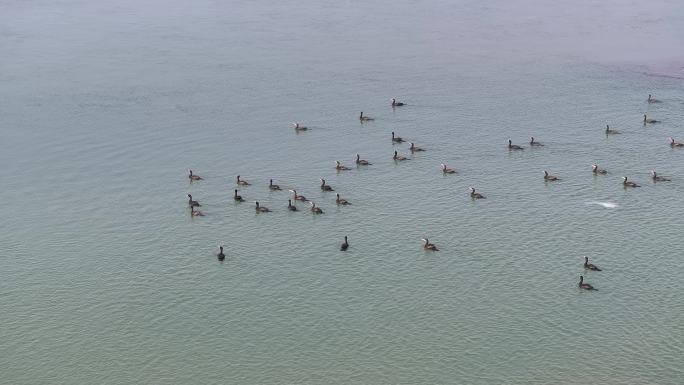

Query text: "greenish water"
[2, 0, 684, 384]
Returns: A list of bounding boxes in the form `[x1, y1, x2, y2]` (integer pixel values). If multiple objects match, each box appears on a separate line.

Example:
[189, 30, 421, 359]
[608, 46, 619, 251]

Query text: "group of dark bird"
[187, 94, 677, 290]
[577, 93, 677, 290]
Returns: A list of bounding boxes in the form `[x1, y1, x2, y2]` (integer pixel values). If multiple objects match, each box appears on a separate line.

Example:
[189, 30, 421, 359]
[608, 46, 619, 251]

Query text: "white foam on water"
[586, 201, 619, 209]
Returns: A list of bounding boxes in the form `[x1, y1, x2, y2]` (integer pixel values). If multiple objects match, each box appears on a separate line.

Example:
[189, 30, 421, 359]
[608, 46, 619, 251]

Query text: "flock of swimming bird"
[187, 94, 677, 292]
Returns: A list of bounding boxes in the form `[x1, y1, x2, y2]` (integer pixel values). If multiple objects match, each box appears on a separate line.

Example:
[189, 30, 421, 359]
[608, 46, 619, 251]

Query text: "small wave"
[586, 201, 618, 209]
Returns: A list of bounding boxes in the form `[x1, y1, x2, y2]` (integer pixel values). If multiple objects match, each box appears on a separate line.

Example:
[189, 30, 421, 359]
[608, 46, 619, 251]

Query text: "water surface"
[2, 1, 684, 384]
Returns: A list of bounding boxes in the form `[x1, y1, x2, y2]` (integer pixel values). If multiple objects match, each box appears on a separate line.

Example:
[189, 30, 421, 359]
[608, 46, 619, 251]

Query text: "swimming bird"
[360, 112, 374, 121]
[189, 170, 203, 181]
[592, 164, 607, 175]
[605, 124, 620, 135]
[409, 142, 425, 152]
[623, 176, 640, 188]
[651, 170, 671, 182]
[336, 193, 351, 205]
[310, 201, 323, 214]
[393, 150, 408, 161]
[644, 114, 659, 124]
[340, 236, 349, 251]
[335, 161, 351, 171]
[217, 246, 225, 261]
[356, 154, 371, 165]
[292, 122, 308, 131]
[469, 187, 485, 199]
[269, 179, 282, 191]
[391, 98, 405, 107]
[255, 201, 270, 213]
[237, 175, 250, 186]
[669, 137, 684, 148]
[530, 137, 544, 146]
[392, 131, 404, 143]
[441, 163, 456, 174]
[544, 171, 560, 181]
[508, 139, 524, 150]
[190, 206, 204, 217]
[648, 94, 661, 103]
[422, 238, 439, 251]
[583, 256, 601, 271]
[320, 178, 334, 191]
[187, 194, 201, 207]
[289, 189, 308, 201]
[287, 199, 298, 211]
[234, 189, 244, 202]
[578, 275, 597, 290]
